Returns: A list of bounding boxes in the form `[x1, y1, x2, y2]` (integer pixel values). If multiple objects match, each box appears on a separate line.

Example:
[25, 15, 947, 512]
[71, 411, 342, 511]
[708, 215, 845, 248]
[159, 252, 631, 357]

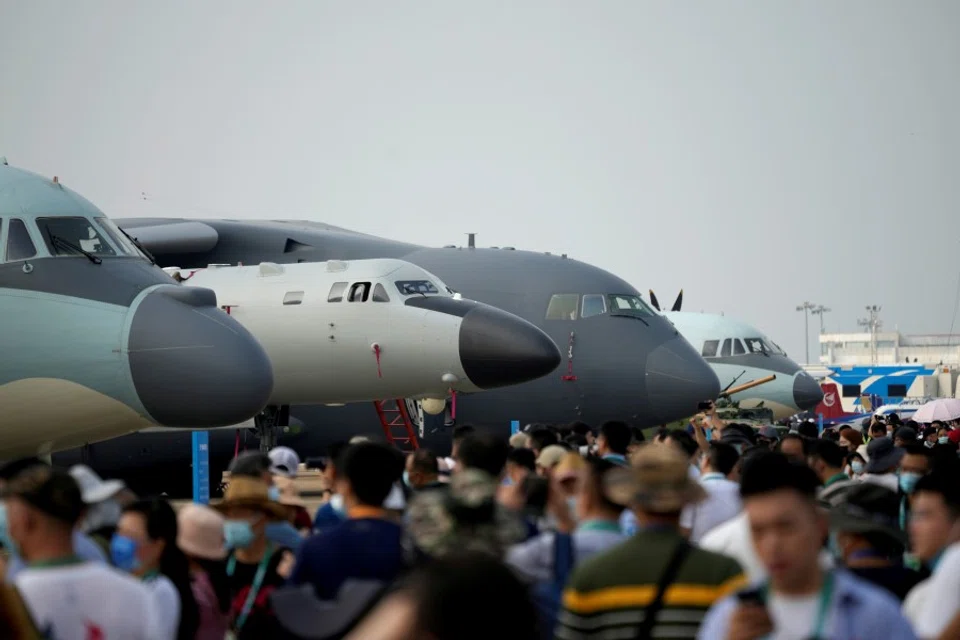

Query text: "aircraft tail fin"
[815, 382, 844, 420]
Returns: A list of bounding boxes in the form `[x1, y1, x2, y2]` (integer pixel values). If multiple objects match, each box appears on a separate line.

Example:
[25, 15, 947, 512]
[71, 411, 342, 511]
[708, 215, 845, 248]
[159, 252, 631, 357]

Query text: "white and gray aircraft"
[0, 160, 274, 458]
[649, 291, 823, 419]
[172, 258, 561, 409]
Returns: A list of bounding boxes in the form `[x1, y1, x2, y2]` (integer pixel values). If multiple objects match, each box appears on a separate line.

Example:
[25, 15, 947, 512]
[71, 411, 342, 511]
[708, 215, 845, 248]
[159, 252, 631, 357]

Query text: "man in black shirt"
[829, 483, 923, 601]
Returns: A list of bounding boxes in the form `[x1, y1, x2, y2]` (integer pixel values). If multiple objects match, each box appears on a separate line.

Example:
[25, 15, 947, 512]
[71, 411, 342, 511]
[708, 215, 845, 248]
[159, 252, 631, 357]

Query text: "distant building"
[819, 331, 960, 367]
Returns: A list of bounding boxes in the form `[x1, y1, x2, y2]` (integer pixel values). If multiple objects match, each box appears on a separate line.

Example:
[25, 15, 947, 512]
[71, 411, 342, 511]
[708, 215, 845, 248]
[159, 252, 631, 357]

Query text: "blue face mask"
[110, 535, 142, 573]
[899, 471, 922, 494]
[939, 437, 950, 445]
[223, 519, 256, 549]
[329, 494, 346, 517]
[267, 485, 281, 501]
[851, 461, 865, 475]
[0, 504, 18, 556]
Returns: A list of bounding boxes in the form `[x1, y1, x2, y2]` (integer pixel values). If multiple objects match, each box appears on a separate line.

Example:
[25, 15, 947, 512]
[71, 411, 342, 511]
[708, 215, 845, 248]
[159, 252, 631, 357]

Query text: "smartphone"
[697, 400, 714, 412]
[736, 587, 766, 607]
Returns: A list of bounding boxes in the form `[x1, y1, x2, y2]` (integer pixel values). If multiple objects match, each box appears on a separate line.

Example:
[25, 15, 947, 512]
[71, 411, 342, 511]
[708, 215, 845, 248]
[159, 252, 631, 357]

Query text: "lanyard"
[824, 473, 848, 488]
[142, 570, 161, 582]
[577, 520, 622, 534]
[227, 545, 273, 631]
[760, 572, 834, 640]
[26, 555, 84, 569]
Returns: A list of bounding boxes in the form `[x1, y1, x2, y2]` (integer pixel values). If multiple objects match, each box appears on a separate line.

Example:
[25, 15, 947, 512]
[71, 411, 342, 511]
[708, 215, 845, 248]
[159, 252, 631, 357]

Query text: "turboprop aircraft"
[648, 290, 824, 419]
[0, 160, 274, 458]
[170, 258, 561, 447]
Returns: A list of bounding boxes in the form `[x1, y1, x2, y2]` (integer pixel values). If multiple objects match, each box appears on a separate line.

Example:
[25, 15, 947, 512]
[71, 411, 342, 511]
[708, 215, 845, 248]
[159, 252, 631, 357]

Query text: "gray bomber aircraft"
[0, 161, 274, 458]
[55, 218, 720, 495]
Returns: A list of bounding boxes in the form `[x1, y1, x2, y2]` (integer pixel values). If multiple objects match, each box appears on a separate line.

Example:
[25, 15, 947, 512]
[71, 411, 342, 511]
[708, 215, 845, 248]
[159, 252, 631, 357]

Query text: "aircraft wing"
[118, 220, 219, 255]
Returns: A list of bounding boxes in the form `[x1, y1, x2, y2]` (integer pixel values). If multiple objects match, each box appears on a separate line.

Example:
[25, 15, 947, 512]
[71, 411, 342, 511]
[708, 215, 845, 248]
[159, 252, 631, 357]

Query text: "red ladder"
[373, 399, 419, 451]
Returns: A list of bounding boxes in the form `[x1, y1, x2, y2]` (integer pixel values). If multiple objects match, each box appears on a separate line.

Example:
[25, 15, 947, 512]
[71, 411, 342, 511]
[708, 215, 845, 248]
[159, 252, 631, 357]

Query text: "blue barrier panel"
[192, 430, 210, 504]
[511, 420, 520, 435]
[817, 413, 824, 434]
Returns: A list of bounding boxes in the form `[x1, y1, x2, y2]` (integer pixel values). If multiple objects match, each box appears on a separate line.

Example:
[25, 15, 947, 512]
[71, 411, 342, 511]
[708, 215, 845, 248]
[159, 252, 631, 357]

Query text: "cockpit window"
[94, 217, 142, 257]
[702, 340, 720, 358]
[349, 282, 370, 302]
[733, 339, 746, 355]
[36, 217, 118, 257]
[581, 294, 606, 318]
[607, 294, 655, 317]
[545, 294, 578, 320]
[720, 339, 732, 357]
[372, 283, 390, 302]
[395, 280, 439, 296]
[745, 337, 776, 354]
[5, 219, 37, 262]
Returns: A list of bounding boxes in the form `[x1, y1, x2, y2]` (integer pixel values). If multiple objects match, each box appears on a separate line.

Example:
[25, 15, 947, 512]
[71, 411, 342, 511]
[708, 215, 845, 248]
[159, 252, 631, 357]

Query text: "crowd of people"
[0, 405, 958, 639]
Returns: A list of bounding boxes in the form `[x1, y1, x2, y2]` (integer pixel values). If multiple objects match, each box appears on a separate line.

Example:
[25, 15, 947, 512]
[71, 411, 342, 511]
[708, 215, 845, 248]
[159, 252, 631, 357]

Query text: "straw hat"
[535, 445, 568, 470]
[604, 444, 706, 513]
[213, 476, 287, 519]
[271, 475, 307, 508]
[177, 503, 227, 560]
[553, 452, 587, 482]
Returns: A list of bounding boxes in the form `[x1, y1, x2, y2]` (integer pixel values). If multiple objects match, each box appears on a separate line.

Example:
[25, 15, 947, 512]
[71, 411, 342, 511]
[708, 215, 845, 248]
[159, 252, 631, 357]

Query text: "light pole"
[811, 305, 831, 334]
[857, 305, 882, 365]
[796, 301, 816, 365]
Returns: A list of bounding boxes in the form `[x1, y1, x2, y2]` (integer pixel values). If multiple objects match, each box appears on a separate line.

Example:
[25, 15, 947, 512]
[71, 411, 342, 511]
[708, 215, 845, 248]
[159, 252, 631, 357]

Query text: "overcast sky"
[2, 1, 958, 363]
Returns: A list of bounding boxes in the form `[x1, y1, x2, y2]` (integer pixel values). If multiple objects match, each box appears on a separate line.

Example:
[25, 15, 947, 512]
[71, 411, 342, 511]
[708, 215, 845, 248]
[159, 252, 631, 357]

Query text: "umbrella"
[912, 398, 960, 424]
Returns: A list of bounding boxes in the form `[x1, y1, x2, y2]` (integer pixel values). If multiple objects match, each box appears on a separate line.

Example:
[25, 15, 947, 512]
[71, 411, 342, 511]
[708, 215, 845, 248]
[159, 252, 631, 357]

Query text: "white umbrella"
[912, 398, 960, 424]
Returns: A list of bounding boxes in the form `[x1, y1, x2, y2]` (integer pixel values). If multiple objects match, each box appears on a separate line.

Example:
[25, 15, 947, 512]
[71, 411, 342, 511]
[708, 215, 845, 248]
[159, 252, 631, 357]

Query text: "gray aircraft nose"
[458, 303, 562, 389]
[645, 336, 721, 423]
[127, 285, 274, 427]
[793, 373, 824, 411]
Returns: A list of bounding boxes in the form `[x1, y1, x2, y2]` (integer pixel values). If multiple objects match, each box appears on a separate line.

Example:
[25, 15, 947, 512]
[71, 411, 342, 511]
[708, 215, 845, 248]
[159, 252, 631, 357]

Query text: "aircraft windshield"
[36, 217, 121, 258]
[607, 294, 656, 317]
[95, 217, 145, 258]
[396, 280, 440, 296]
[745, 337, 784, 355]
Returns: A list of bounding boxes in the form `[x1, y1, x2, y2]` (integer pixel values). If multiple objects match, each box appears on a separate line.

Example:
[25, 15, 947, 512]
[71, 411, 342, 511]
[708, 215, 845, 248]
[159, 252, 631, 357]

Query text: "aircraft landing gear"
[254, 405, 289, 453]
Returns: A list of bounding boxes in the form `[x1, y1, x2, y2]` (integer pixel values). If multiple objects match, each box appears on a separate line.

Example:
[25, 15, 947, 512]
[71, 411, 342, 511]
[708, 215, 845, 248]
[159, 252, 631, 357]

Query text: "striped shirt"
[557, 530, 746, 639]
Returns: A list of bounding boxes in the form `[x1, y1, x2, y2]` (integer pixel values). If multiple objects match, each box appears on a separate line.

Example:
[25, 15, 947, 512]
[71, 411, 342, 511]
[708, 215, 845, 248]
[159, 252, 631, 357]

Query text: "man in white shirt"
[680, 441, 741, 542]
[3, 463, 164, 640]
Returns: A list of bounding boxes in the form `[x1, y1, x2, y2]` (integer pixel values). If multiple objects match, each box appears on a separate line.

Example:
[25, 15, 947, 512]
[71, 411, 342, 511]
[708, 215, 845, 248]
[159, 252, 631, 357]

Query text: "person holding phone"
[698, 452, 917, 640]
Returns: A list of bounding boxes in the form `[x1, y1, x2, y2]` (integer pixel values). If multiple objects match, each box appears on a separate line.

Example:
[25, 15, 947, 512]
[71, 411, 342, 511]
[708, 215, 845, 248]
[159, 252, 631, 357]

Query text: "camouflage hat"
[2, 465, 84, 526]
[604, 444, 706, 513]
[405, 469, 527, 559]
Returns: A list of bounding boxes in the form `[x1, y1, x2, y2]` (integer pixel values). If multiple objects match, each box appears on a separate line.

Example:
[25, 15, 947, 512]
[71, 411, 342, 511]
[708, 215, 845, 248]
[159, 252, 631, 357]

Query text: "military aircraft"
[0, 161, 274, 458]
[171, 257, 560, 447]
[648, 290, 823, 419]
[54, 218, 720, 495]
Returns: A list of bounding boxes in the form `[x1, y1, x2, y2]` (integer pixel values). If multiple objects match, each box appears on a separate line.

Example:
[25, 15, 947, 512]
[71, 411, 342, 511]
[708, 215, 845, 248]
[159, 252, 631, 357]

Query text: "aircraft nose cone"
[793, 373, 824, 411]
[127, 285, 274, 427]
[458, 303, 562, 389]
[645, 337, 721, 423]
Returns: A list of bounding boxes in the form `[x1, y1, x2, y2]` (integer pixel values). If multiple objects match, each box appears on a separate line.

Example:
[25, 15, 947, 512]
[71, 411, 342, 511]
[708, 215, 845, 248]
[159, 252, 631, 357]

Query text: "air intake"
[283, 238, 313, 253]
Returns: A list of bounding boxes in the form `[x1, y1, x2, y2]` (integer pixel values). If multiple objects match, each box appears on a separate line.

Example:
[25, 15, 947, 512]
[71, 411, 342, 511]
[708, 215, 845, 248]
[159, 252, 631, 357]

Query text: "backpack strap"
[552, 532, 576, 588]
[634, 539, 691, 639]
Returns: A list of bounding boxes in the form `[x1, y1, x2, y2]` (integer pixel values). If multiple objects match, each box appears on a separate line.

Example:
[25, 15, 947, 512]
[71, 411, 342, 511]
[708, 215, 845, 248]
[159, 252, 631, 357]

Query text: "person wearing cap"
[859, 437, 904, 494]
[1, 458, 107, 581]
[3, 464, 164, 639]
[214, 475, 293, 638]
[557, 444, 745, 640]
[756, 426, 780, 450]
[289, 442, 407, 601]
[698, 453, 917, 640]
[269, 446, 301, 479]
[69, 464, 127, 557]
[177, 503, 231, 640]
[829, 483, 923, 601]
[535, 445, 568, 477]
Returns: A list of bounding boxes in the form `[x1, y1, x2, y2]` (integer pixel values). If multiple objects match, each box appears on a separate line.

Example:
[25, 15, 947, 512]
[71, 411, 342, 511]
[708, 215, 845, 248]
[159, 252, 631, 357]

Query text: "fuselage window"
[5, 218, 37, 262]
[395, 280, 439, 296]
[732, 339, 746, 356]
[327, 282, 348, 302]
[545, 294, 578, 320]
[283, 291, 304, 306]
[349, 282, 370, 302]
[720, 339, 732, 357]
[372, 283, 390, 302]
[701, 340, 720, 358]
[581, 294, 606, 318]
[36, 216, 118, 257]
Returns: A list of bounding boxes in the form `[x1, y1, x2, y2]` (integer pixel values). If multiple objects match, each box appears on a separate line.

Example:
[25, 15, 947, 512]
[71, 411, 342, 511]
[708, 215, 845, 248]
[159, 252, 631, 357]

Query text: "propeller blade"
[671, 289, 683, 312]
[648, 290, 661, 312]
